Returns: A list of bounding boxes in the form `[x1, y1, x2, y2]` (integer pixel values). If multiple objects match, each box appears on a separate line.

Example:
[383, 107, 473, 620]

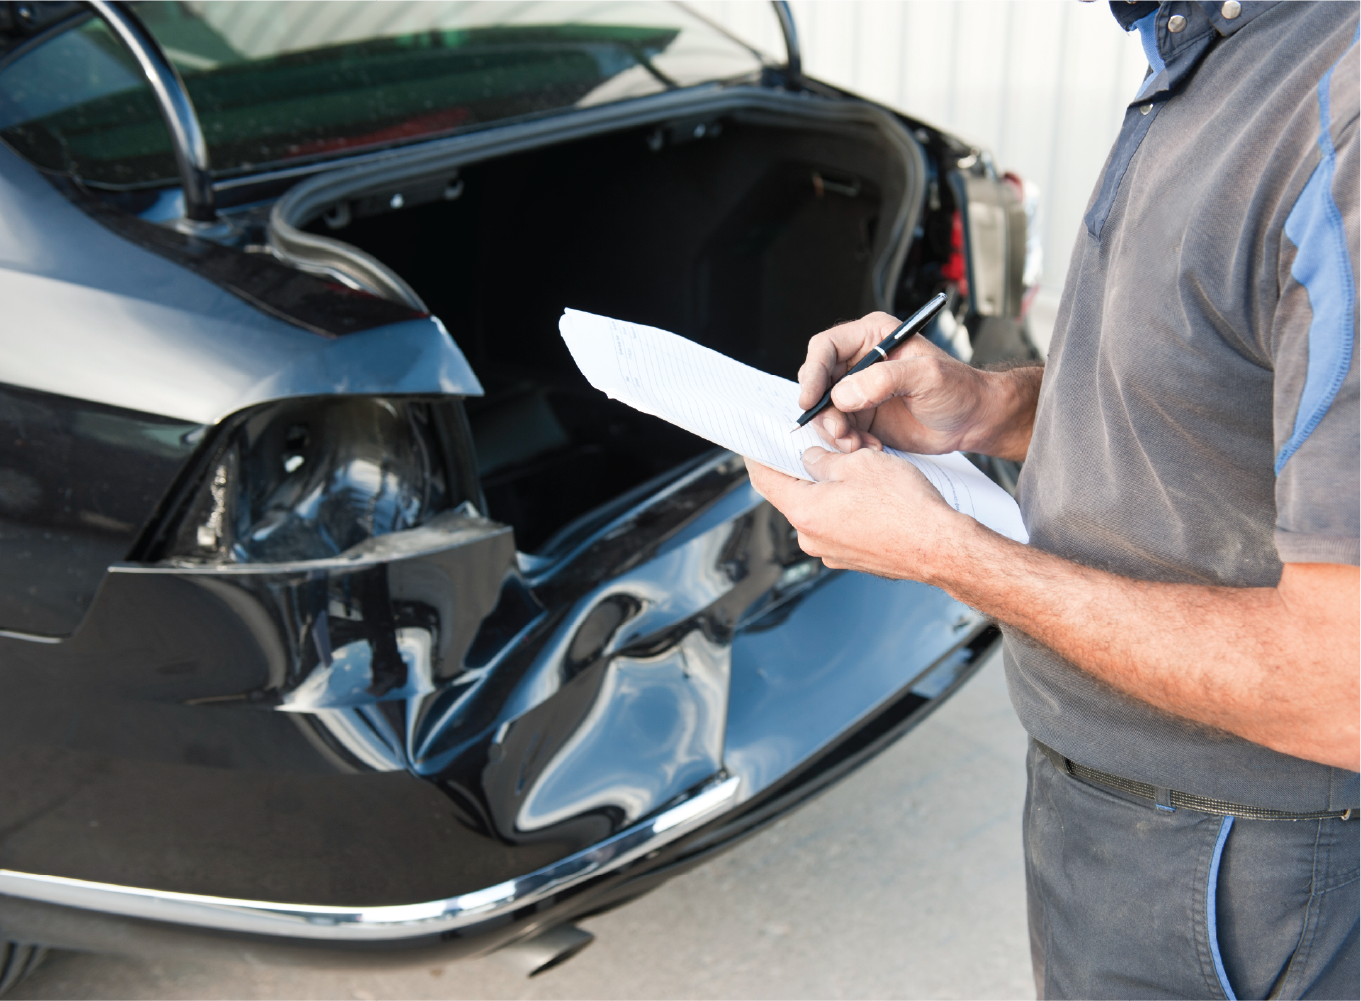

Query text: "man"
[745, 3, 1359, 998]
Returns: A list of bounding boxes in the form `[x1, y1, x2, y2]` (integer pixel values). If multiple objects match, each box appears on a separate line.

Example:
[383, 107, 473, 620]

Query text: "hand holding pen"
[794, 293, 948, 430]
[794, 294, 1001, 457]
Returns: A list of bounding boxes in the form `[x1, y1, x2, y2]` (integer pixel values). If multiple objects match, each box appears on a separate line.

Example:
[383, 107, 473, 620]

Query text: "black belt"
[1035, 741, 1354, 822]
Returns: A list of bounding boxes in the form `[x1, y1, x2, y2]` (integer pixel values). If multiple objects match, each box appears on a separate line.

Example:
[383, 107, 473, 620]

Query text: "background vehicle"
[0, 0, 1038, 988]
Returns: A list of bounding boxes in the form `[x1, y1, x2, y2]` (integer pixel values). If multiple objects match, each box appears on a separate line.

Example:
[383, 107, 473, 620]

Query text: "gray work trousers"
[1024, 741, 1359, 1000]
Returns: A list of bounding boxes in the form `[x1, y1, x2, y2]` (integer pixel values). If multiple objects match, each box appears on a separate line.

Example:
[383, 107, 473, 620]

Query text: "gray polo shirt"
[1005, 0, 1359, 812]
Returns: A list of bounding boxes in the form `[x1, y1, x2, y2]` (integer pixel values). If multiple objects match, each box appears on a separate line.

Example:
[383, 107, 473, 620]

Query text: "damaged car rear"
[0, 0, 1037, 984]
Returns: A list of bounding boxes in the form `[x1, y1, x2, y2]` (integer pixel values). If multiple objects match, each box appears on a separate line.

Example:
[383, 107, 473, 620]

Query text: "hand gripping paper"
[560, 309, 1028, 543]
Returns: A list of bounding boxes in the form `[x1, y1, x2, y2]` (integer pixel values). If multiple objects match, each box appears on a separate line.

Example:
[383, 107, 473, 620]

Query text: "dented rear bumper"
[0, 452, 995, 954]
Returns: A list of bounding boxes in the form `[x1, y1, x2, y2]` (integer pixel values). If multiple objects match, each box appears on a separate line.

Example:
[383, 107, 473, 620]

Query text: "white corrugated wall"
[688, 1, 1148, 311]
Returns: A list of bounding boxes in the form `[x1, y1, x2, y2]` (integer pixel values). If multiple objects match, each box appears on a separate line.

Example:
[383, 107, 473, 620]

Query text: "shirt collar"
[1110, 2, 1159, 32]
[1108, 2, 1279, 42]
[1108, 1, 1280, 108]
[1194, 1, 1279, 38]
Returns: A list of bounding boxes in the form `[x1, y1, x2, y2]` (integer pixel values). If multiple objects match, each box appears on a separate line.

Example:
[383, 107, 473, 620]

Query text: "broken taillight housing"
[146, 396, 476, 564]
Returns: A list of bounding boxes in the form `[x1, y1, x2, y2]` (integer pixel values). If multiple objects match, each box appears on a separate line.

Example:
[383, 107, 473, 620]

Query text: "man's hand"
[744, 448, 968, 580]
[798, 311, 1041, 461]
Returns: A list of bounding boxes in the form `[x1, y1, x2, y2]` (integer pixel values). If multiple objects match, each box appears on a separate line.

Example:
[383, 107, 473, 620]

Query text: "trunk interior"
[313, 116, 914, 552]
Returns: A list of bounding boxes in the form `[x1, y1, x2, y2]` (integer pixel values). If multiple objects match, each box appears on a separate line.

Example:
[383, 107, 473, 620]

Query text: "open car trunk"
[276, 94, 924, 552]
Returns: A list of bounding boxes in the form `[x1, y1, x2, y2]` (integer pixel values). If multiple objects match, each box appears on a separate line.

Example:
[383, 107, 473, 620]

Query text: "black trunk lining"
[317, 120, 902, 550]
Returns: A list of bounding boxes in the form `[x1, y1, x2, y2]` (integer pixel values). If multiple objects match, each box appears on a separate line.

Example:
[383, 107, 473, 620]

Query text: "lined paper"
[560, 309, 1028, 543]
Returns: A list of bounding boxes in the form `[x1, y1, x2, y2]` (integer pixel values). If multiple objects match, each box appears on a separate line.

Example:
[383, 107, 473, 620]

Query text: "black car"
[0, 1, 1038, 990]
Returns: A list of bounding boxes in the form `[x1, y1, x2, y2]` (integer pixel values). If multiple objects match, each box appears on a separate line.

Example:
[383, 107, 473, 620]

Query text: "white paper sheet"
[560, 309, 1028, 544]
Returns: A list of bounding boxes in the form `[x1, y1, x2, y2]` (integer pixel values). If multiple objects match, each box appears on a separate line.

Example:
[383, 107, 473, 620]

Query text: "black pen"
[793, 292, 950, 430]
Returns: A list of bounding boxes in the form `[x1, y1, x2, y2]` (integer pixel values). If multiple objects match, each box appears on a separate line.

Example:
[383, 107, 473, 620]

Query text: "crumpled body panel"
[0, 451, 986, 912]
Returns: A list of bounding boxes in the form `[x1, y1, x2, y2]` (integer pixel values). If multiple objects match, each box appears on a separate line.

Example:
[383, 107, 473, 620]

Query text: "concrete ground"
[11, 648, 1034, 1001]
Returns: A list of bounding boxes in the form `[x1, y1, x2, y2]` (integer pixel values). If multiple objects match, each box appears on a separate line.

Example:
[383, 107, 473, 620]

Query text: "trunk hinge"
[771, 1, 803, 92]
[85, 0, 217, 223]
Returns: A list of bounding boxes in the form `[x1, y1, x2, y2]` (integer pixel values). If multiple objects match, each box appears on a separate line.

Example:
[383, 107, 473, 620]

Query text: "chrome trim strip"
[0, 628, 61, 644]
[0, 776, 740, 941]
[85, 0, 216, 221]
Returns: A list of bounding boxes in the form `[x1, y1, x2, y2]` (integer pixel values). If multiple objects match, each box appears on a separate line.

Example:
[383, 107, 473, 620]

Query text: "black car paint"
[0, 383, 201, 636]
[59, 179, 429, 338]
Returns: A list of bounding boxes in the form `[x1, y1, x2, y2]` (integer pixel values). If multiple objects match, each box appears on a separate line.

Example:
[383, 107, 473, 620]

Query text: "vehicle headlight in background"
[148, 397, 473, 565]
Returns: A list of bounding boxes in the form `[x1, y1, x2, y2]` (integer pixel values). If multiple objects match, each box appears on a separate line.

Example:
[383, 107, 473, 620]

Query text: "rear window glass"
[0, 1, 766, 187]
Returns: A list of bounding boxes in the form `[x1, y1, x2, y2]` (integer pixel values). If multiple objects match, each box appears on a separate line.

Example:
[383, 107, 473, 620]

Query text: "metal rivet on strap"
[1221, 1, 1241, 19]
[1168, 13, 1187, 32]
[1140, 103, 1153, 115]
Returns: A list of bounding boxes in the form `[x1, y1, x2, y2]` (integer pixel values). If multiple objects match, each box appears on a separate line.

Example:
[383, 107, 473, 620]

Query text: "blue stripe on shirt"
[1276, 31, 1360, 475]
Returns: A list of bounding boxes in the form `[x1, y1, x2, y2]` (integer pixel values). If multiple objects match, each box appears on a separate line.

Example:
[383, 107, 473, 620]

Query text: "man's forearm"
[744, 397, 1357, 772]
[929, 522, 1361, 770]
[962, 364, 1044, 463]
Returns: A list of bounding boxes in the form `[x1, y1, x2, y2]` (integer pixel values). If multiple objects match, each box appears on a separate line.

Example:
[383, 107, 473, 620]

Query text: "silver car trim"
[0, 628, 61, 645]
[85, 0, 217, 222]
[0, 775, 740, 941]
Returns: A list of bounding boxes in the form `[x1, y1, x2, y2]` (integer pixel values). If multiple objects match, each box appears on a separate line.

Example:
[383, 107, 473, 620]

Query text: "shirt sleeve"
[1272, 44, 1359, 567]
